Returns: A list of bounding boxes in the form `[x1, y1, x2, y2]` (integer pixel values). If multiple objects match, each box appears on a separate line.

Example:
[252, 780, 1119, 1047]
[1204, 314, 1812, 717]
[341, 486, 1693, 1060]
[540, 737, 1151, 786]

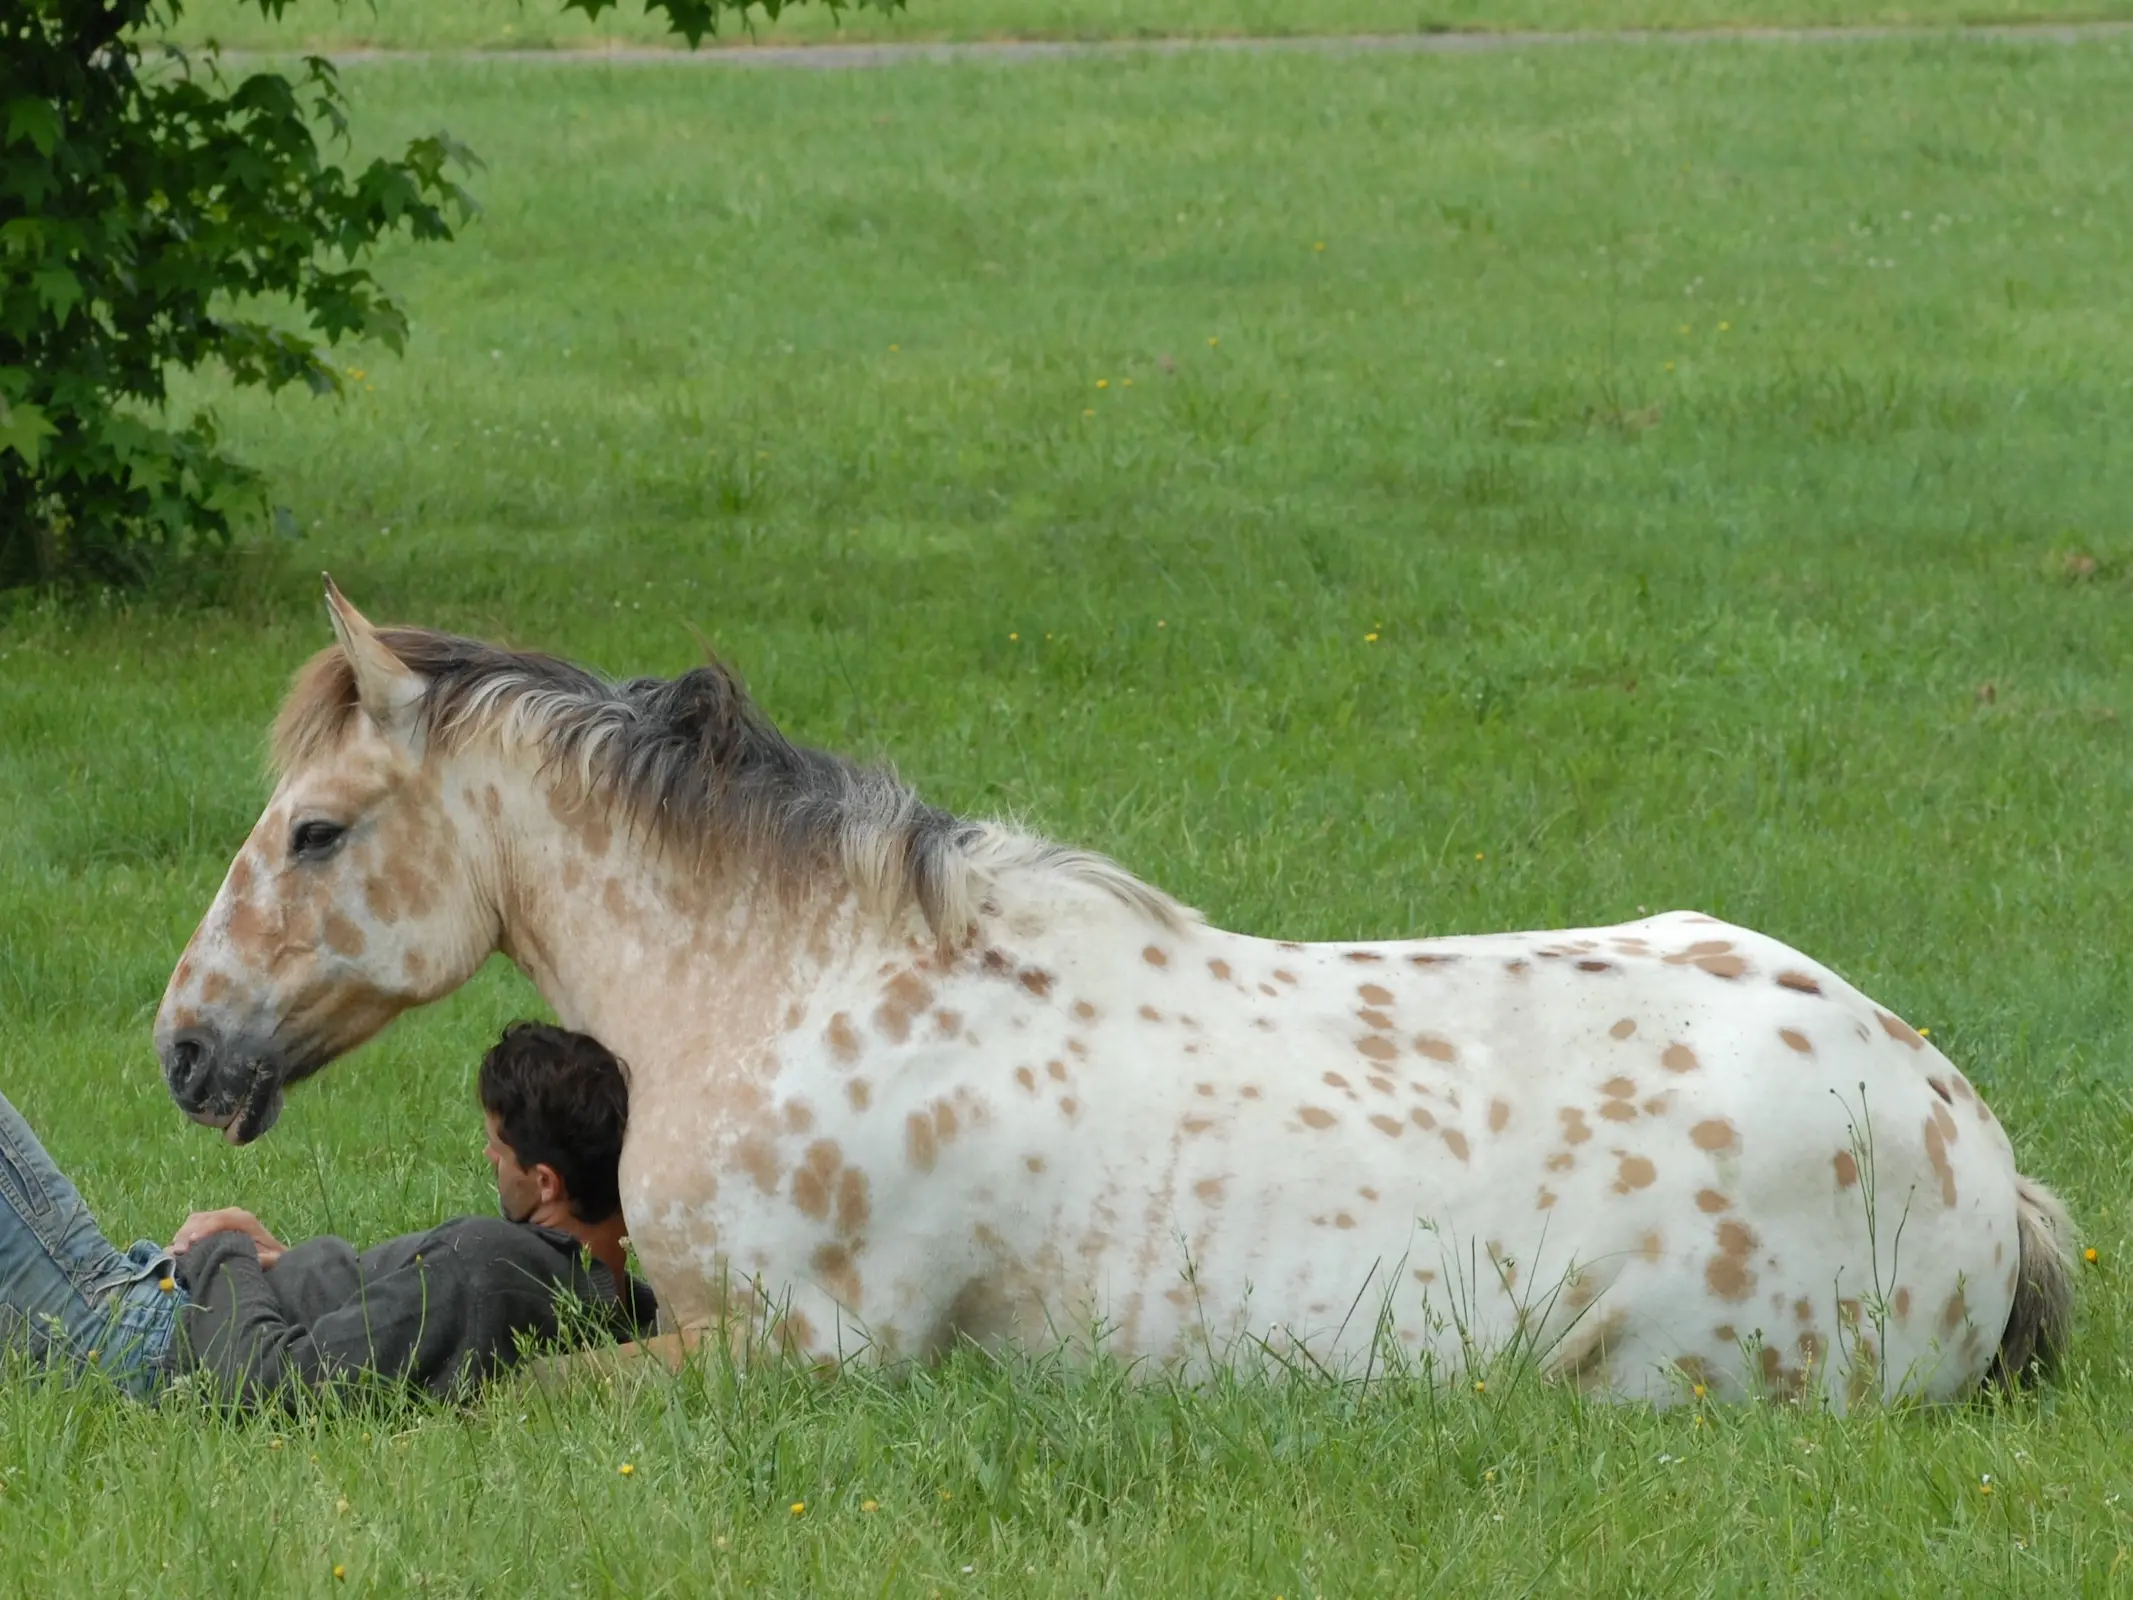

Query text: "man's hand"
[171, 1207, 289, 1269]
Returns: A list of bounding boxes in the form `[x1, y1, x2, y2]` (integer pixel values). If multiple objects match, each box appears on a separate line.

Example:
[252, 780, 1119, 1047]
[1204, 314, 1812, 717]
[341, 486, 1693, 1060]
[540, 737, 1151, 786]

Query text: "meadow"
[163, 0, 2133, 51]
[5, 12, 2133, 1595]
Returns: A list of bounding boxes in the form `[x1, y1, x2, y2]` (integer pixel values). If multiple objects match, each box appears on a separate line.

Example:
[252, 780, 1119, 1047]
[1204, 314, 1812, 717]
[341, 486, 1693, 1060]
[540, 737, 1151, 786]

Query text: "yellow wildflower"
[1473, 1380, 1486, 1393]
[1207, 336, 1219, 347]
[1693, 1383, 1708, 1399]
[790, 1501, 806, 1516]
[2085, 1247, 2100, 1264]
[619, 1463, 635, 1477]
[1096, 379, 1109, 389]
[1313, 241, 1326, 252]
[1364, 632, 1379, 643]
[158, 1276, 177, 1293]
[333, 1566, 347, 1582]
[888, 344, 899, 352]
[861, 1500, 879, 1513]
[1718, 321, 1732, 331]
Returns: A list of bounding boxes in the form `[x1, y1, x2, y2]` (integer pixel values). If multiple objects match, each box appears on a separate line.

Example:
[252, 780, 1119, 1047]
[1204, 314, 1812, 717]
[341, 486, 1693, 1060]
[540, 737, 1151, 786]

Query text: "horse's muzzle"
[158, 1026, 286, 1145]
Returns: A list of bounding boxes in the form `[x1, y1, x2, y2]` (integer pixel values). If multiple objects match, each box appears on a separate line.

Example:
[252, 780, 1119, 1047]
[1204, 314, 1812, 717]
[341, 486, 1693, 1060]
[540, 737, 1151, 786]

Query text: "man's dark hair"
[477, 1023, 630, 1223]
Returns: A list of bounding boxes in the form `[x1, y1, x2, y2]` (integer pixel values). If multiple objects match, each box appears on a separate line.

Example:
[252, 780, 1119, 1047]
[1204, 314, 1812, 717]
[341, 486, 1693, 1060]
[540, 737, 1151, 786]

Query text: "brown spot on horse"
[1705, 1219, 1759, 1302]
[1832, 1149, 1859, 1189]
[826, 1013, 862, 1062]
[873, 972, 934, 1043]
[1661, 1043, 1699, 1073]
[1690, 1119, 1737, 1153]
[1614, 1153, 1657, 1193]
[1298, 1107, 1337, 1130]
[736, 1136, 780, 1196]
[792, 1140, 841, 1220]
[905, 1112, 938, 1173]
[1923, 1114, 1958, 1207]
[1877, 1009, 1927, 1050]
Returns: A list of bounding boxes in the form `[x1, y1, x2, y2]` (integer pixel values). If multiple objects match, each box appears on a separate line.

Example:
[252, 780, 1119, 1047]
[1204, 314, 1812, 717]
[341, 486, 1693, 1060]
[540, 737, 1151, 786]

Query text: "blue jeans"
[0, 1087, 185, 1399]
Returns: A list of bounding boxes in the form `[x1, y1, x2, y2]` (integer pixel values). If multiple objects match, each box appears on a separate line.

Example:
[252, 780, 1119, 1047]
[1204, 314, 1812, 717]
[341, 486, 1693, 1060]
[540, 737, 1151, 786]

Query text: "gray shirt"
[171, 1215, 658, 1403]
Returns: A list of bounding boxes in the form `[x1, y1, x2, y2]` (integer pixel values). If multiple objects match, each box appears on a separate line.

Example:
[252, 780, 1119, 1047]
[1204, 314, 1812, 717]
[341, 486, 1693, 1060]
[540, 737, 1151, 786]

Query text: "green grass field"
[163, 0, 2133, 52]
[7, 26, 2133, 1596]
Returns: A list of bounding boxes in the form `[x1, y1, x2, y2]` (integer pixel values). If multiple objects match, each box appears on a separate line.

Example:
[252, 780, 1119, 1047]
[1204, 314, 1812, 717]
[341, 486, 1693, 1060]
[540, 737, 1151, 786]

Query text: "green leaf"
[0, 394, 56, 466]
[0, 218, 45, 259]
[5, 98, 61, 158]
[32, 266, 81, 322]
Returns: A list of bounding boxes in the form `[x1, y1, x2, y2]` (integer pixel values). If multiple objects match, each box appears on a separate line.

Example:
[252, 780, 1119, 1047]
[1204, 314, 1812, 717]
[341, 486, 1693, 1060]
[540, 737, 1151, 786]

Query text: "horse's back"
[1021, 908, 2025, 1402]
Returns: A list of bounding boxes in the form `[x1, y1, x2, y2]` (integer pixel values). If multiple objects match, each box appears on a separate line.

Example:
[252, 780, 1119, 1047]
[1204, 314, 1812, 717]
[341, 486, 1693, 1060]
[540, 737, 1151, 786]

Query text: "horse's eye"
[290, 820, 347, 859]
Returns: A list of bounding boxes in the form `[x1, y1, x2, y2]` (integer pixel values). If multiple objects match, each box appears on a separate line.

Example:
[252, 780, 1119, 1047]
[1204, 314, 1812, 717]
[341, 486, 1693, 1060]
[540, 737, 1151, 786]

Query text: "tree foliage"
[0, 0, 884, 591]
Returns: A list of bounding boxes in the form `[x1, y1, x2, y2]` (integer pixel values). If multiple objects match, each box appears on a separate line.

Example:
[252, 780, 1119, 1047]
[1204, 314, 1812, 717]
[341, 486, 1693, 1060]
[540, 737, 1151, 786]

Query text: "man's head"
[477, 1022, 629, 1227]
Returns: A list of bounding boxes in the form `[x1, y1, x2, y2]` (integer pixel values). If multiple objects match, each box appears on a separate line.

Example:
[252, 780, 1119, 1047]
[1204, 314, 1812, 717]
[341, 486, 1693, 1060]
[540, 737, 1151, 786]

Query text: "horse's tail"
[1987, 1173, 2077, 1390]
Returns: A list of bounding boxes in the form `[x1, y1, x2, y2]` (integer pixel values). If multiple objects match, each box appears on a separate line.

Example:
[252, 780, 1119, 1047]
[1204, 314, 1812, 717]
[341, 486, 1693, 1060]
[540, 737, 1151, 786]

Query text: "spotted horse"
[153, 580, 2075, 1407]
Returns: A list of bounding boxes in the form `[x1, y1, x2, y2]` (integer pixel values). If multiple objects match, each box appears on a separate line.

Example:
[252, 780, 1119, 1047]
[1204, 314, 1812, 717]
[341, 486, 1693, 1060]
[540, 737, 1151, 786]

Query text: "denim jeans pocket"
[81, 1239, 177, 1299]
[0, 1136, 53, 1227]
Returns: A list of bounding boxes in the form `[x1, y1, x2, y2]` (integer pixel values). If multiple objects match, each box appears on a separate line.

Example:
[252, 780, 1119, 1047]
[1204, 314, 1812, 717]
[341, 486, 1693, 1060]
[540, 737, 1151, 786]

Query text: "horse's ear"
[322, 574, 424, 742]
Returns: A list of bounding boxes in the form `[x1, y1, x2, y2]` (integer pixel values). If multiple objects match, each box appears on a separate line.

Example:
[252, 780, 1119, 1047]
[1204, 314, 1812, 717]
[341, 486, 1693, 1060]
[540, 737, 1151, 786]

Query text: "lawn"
[163, 0, 2133, 53]
[6, 29, 2133, 1596]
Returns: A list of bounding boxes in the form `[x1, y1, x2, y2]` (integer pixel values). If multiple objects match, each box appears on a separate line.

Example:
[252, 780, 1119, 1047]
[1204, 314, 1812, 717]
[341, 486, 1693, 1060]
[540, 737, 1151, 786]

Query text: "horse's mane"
[272, 627, 1193, 943]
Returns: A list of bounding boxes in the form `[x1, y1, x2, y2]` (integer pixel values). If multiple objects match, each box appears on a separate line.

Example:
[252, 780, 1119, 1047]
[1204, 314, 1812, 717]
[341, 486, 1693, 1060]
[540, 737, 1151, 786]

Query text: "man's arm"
[178, 1224, 564, 1403]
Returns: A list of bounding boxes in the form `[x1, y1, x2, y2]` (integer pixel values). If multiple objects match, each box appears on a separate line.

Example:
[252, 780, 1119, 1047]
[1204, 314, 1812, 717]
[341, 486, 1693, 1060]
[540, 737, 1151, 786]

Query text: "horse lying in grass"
[153, 579, 2075, 1407]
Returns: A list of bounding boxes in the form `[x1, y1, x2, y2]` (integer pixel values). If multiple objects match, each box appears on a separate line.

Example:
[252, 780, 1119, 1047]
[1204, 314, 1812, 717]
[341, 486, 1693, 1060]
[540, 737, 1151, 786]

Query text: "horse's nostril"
[165, 1031, 212, 1096]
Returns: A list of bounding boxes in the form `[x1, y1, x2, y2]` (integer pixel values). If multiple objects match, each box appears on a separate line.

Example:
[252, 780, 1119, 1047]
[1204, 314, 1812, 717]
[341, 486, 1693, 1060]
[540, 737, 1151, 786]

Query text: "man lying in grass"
[0, 1021, 656, 1403]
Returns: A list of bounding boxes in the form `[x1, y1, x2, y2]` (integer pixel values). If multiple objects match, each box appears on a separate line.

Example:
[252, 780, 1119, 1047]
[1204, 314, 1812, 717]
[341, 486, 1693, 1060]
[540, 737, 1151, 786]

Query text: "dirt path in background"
[230, 19, 2133, 68]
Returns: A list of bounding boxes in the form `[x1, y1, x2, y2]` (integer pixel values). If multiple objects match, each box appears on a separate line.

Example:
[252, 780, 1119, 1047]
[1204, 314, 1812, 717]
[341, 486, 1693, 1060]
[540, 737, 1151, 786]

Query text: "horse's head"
[155, 579, 500, 1143]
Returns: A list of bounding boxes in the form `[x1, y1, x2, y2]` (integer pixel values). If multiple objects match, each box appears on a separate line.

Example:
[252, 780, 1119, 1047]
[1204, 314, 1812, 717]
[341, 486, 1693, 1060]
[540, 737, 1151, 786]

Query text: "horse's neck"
[484, 763, 891, 1084]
